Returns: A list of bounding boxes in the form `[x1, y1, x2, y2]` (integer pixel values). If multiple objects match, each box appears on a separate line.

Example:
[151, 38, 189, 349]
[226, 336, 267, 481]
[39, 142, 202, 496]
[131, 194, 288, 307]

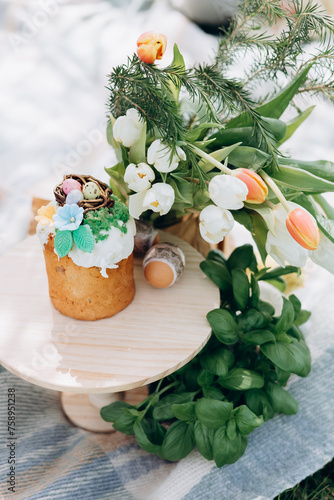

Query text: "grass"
[275, 459, 334, 499]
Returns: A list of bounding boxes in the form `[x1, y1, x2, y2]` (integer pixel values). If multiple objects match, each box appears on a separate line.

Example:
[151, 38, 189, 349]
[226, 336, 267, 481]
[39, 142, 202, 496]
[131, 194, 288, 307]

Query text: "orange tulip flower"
[137, 31, 167, 64]
[286, 208, 320, 250]
[232, 168, 268, 204]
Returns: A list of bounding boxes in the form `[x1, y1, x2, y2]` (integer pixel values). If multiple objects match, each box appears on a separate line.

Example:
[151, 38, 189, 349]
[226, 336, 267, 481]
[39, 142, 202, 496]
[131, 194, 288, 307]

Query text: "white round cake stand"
[0, 231, 219, 432]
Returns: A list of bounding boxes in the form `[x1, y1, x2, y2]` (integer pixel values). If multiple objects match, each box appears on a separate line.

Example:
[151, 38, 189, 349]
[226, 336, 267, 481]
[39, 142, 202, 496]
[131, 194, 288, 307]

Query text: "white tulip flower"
[124, 162, 155, 192]
[265, 203, 309, 268]
[128, 183, 175, 219]
[143, 183, 175, 215]
[147, 139, 186, 173]
[199, 205, 234, 244]
[209, 174, 248, 210]
[113, 108, 144, 148]
[310, 232, 334, 274]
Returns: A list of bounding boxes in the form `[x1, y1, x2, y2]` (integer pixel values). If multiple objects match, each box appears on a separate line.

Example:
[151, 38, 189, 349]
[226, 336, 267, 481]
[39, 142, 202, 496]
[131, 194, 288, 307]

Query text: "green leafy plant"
[101, 245, 311, 467]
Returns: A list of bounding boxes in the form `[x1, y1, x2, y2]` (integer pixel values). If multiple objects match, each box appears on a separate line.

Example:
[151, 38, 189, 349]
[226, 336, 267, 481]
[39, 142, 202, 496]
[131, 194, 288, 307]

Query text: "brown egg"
[143, 243, 185, 288]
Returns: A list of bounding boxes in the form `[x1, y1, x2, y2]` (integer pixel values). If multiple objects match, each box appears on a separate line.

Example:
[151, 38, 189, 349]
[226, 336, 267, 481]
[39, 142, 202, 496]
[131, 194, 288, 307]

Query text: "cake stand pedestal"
[0, 232, 219, 432]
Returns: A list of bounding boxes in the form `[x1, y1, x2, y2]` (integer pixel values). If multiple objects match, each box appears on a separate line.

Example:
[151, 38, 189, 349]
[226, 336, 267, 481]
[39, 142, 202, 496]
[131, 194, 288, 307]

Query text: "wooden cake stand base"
[0, 232, 219, 432]
[61, 386, 149, 432]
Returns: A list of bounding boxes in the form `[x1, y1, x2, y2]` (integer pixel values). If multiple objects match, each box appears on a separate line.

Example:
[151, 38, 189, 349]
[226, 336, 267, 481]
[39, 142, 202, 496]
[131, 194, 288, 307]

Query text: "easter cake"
[35, 174, 136, 321]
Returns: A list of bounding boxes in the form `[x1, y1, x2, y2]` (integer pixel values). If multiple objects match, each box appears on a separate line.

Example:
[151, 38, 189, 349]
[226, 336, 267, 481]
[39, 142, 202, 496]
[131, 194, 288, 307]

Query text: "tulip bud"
[232, 168, 268, 204]
[286, 208, 320, 250]
[199, 205, 234, 244]
[137, 31, 167, 64]
[209, 174, 248, 210]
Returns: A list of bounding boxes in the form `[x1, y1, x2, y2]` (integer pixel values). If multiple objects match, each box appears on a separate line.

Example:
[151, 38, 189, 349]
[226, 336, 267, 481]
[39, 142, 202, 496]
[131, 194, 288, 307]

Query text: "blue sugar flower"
[53, 204, 84, 231]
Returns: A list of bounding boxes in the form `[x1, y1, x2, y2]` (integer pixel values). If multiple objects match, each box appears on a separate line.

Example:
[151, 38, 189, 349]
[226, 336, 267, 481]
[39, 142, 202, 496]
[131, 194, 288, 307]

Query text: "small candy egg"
[143, 243, 185, 288]
[83, 182, 101, 200]
[62, 178, 82, 195]
[66, 189, 84, 205]
[134, 219, 159, 256]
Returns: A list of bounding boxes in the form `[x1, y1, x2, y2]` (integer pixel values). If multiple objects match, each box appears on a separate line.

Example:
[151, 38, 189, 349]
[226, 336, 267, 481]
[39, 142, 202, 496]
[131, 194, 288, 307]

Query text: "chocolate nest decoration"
[54, 174, 114, 214]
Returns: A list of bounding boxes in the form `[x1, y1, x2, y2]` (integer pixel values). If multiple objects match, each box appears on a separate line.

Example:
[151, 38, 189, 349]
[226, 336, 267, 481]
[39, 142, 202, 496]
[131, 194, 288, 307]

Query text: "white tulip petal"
[199, 205, 234, 244]
[209, 175, 248, 210]
[310, 232, 334, 273]
[128, 190, 148, 219]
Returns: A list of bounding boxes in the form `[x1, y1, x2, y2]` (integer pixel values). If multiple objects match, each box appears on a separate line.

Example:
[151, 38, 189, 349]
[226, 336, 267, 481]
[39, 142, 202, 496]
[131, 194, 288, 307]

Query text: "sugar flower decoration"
[35, 203, 57, 226]
[53, 204, 84, 231]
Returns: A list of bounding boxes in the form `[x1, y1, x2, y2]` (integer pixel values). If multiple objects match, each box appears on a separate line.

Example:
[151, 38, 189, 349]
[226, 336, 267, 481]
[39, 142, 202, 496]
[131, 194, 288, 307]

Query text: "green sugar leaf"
[54, 230, 73, 258]
[73, 225, 95, 253]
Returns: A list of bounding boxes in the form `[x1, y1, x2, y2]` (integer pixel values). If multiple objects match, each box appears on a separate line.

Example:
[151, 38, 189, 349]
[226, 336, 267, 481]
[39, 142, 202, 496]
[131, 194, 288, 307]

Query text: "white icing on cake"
[36, 215, 136, 278]
[68, 217, 136, 278]
[36, 223, 55, 246]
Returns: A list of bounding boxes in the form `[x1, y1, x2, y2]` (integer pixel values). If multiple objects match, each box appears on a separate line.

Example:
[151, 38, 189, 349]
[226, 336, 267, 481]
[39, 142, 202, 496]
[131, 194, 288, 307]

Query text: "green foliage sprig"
[101, 245, 311, 467]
